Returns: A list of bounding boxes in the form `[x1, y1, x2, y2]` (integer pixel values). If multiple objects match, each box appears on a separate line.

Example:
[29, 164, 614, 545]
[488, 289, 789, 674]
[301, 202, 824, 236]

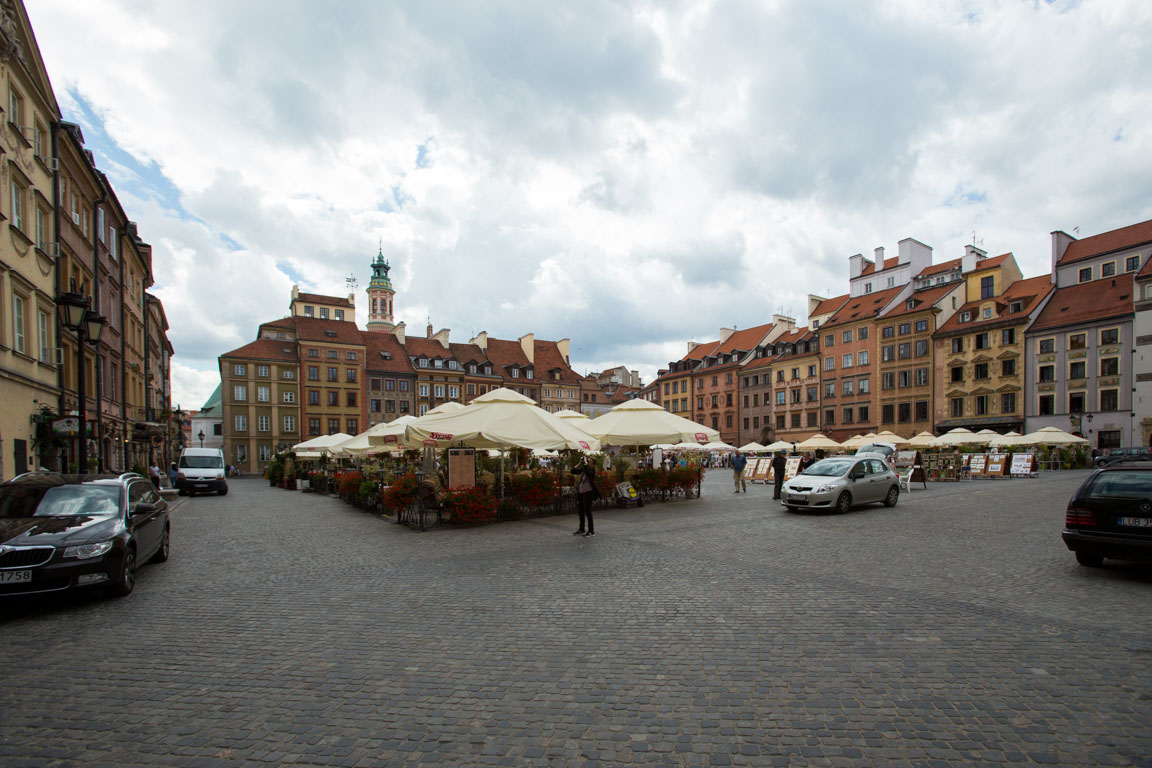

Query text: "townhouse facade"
[765, 328, 821, 445]
[0, 1, 174, 479]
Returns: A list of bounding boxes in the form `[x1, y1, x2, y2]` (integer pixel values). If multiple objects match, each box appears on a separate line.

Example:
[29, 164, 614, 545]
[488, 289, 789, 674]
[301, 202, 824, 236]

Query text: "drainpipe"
[50, 122, 63, 465]
[93, 189, 107, 471]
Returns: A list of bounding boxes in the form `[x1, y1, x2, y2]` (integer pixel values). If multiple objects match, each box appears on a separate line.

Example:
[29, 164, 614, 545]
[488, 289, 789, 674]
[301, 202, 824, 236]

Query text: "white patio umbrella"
[797, 434, 842, 450]
[1018, 426, 1089, 446]
[930, 428, 990, 447]
[704, 441, 737, 451]
[874, 430, 909, 445]
[426, 401, 467, 416]
[739, 442, 767, 453]
[839, 435, 869, 449]
[672, 442, 709, 451]
[763, 440, 794, 452]
[292, 433, 352, 454]
[906, 432, 937, 448]
[403, 388, 600, 452]
[987, 431, 1025, 449]
[976, 429, 999, 436]
[553, 409, 589, 420]
[580, 399, 720, 447]
[329, 415, 416, 454]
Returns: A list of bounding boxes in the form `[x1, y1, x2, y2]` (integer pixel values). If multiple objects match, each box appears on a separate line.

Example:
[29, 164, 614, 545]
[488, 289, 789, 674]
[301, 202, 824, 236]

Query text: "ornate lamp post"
[198, 430, 205, 448]
[57, 292, 105, 475]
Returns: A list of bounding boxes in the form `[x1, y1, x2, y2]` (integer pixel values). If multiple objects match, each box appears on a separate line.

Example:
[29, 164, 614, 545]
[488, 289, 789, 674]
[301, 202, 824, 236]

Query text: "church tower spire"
[365, 243, 396, 332]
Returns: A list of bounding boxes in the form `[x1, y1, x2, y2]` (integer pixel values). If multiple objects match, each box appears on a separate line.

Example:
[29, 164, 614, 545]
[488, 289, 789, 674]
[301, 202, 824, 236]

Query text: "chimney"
[771, 313, 796, 332]
[470, 331, 488, 351]
[961, 244, 986, 274]
[630, 369, 640, 387]
[898, 237, 933, 275]
[433, 328, 450, 348]
[849, 253, 866, 279]
[519, 333, 535, 363]
[393, 322, 406, 343]
[807, 294, 827, 318]
[719, 327, 736, 343]
[426, 323, 433, 338]
[687, 341, 701, 355]
[1051, 230, 1076, 283]
[874, 246, 885, 266]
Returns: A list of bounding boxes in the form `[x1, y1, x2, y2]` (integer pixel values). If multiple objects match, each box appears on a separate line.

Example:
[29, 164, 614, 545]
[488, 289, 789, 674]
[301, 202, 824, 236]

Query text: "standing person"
[168, 462, 178, 487]
[798, 452, 815, 473]
[149, 462, 162, 489]
[731, 451, 748, 493]
[574, 458, 600, 537]
[771, 450, 787, 500]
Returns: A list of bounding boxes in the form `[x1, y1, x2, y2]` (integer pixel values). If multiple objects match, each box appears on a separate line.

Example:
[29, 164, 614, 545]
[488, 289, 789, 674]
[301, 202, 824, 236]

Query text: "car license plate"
[0, 570, 32, 583]
[1118, 517, 1152, 528]
[787, 494, 806, 502]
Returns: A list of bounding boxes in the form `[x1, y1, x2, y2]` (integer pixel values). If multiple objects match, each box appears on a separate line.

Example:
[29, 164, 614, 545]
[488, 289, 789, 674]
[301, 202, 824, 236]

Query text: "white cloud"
[24, 0, 1152, 395]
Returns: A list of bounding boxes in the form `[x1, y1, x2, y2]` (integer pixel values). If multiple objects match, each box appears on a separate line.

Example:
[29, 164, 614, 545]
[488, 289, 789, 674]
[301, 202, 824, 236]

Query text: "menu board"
[968, 453, 987, 477]
[1010, 453, 1035, 477]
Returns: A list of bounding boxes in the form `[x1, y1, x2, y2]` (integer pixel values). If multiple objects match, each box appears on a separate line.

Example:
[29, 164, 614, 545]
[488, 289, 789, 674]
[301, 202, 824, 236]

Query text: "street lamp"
[198, 430, 205, 447]
[57, 292, 105, 475]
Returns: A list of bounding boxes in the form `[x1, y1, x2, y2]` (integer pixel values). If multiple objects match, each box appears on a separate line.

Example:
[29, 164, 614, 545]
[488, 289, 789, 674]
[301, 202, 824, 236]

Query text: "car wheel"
[218, 486, 228, 496]
[836, 492, 852, 514]
[110, 547, 137, 597]
[1075, 550, 1104, 568]
[150, 525, 170, 564]
[884, 486, 899, 507]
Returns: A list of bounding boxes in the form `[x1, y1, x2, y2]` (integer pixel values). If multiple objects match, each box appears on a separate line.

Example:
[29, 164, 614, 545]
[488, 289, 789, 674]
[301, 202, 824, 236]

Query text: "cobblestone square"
[2, 470, 1150, 767]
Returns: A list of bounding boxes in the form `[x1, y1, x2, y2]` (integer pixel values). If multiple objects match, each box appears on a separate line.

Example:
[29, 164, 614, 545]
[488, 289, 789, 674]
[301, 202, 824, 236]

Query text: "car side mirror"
[850, 468, 864, 480]
[133, 502, 157, 515]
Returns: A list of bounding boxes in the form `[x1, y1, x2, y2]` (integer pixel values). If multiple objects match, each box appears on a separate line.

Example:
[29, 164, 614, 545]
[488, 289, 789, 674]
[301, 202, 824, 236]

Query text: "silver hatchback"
[780, 456, 900, 513]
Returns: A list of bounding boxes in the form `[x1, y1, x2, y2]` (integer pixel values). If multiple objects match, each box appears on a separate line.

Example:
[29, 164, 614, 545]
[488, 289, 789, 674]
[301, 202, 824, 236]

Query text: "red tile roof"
[219, 338, 298, 362]
[294, 317, 364, 346]
[680, 340, 720, 362]
[917, 257, 962, 278]
[1137, 255, 1152, 280]
[966, 253, 1011, 272]
[935, 274, 1054, 335]
[881, 282, 962, 319]
[404, 336, 458, 362]
[484, 338, 532, 378]
[1028, 274, 1133, 332]
[363, 331, 413, 373]
[1058, 219, 1152, 266]
[296, 292, 354, 307]
[533, 340, 582, 384]
[823, 286, 904, 328]
[860, 256, 901, 276]
[716, 323, 775, 355]
[811, 293, 850, 317]
[769, 328, 817, 360]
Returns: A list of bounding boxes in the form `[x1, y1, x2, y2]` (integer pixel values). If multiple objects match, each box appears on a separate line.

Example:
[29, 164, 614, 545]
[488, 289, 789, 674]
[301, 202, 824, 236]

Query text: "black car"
[0, 472, 169, 597]
[1094, 447, 1152, 467]
[1063, 462, 1152, 567]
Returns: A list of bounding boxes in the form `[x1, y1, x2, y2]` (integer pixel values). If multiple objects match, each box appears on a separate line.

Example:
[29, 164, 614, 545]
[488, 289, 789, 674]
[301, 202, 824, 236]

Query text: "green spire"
[369, 244, 392, 290]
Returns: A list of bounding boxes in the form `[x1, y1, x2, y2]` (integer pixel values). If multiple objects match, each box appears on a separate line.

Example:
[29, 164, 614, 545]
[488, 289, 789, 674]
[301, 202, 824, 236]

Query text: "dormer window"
[468, 364, 477, 374]
[960, 311, 971, 322]
[906, 300, 915, 310]
[1009, 301, 1023, 313]
[324, 330, 337, 338]
[304, 306, 314, 317]
[511, 368, 519, 378]
[483, 364, 492, 375]
[434, 359, 443, 368]
[526, 369, 533, 380]
[419, 358, 428, 367]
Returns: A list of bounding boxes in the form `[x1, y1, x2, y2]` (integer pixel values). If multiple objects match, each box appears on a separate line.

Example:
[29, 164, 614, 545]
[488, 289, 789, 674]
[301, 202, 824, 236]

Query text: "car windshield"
[0, 485, 120, 518]
[857, 444, 894, 457]
[180, 456, 223, 469]
[1086, 471, 1152, 499]
[802, 459, 853, 477]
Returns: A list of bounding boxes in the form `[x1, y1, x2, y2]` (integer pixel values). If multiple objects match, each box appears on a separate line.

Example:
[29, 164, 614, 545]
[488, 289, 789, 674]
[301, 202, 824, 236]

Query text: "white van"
[176, 448, 228, 496]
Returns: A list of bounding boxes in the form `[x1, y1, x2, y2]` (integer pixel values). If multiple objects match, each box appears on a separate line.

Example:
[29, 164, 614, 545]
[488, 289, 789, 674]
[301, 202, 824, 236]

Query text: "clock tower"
[365, 246, 396, 332]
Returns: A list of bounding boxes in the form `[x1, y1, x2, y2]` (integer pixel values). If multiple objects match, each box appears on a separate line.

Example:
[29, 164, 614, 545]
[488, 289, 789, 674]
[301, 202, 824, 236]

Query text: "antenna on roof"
[1073, 226, 1080, 235]
[345, 273, 358, 293]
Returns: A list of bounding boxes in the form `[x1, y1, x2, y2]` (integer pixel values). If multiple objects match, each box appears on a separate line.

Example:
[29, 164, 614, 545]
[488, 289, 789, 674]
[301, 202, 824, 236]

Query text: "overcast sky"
[26, 0, 1152, 411]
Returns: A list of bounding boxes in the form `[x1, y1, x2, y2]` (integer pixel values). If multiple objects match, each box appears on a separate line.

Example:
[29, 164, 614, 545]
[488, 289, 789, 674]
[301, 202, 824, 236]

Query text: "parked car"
[1093, 447, 1152, 467]
[780, 456, 900, 513]
[854, 441, 897, 462]
[1062, 462, 1152, 567]
[0, 472, 169, 598]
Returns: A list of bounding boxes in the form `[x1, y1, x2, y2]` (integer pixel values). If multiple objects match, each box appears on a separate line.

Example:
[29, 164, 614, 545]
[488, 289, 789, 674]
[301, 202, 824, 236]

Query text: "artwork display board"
[1010, 453, 1036, 477]
[985, 453, 1008, 477]
[749, 458, 770, 483]
[968, 453, 987, 477]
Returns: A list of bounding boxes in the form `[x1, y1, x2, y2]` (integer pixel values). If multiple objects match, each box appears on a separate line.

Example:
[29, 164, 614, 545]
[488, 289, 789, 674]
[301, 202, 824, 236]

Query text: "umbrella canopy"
[930, 428, 990, 447]
[763, 440, 794, 452]
[426, 401, 467, 416]
[1018, 426, 1089, 446]
[403, 388, 600, 452]
[552, 409, 589, 420]
[739, 442, 767, 453]
[580, 399, 720, 447]
[906, 432, 937, 447]
[704, 441, 737, 451]
[672, 442, 709, 451]
[292, 433, 352, 453]
[874, 431, 909, 445]
[326, 415, 416, 452]
[797, 433, 842, 450]
[987, 432, 1026, 449]
[976, 429, 999, 436]
[839, 435, 869, 449]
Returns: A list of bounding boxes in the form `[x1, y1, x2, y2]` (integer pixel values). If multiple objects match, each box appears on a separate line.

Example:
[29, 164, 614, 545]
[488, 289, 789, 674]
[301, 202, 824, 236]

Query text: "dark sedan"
[1063, 462, 1152, 567]
[0, 472, 169, 597]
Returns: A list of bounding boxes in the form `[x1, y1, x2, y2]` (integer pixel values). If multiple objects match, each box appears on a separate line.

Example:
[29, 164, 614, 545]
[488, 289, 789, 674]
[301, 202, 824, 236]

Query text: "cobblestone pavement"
[2, 470, 1151, 767]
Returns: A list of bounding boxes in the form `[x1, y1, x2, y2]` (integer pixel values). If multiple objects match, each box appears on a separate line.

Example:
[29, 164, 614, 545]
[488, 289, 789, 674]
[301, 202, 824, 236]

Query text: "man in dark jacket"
[731, 451, 748, 493]
[771, 451, 787, 500]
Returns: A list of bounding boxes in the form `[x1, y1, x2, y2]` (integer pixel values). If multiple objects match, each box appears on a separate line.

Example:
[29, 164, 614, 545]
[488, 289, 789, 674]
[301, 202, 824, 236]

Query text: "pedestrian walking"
[771, 451, 787, 500]
[574, 457, 600, 537]
[149, 463, 162, 490]
[731, 451, 748, 493]
[168, 462, 178, 487]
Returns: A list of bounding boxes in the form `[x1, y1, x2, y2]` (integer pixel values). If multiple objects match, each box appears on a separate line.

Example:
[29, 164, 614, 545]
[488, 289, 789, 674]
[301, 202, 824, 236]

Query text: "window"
[1070, 333, 1087, 350]
[234, 364, 246, 376]
[1101, 262, 1116, 278]
[1002, 358, 1016, 376]
[914, 339, 928, 357]
[857, 405, 870, 423]
[328, 418, 340, 434]
[1039, 338, 1055, 354]
[824, 357, 834, 371]
[327, 367, 338, 382]
[233, 385, 247, 401]
[12, 294, 25, 354]
[858, 327, 869, 340]
[1126, 255, 1140, 272]
[776, 371, 784, 382]
[914, 400, 928, 422]
[882, 326, 894, 338]
[419, 384, 429, 397]
[842, 407, 854, 424]
[327, 350, 338, 359]
[283, 391, 295, 403]
[308, 418, 320, 436]
[335, 310, 345, 321]
[951, 397, 963, 417]
[38, 310, 49, 363]
[1069, 361, 1086, 379]
[1100, 388, 1119, 411]
[960, 311, 971, 323]
[791, 368, 800, 380]
[1038, 394, 1055, 415]
[1001, 328, 1016, 346]
[399, 381, 409, 392]
[825, 334, 834, 347]
[805, 412, 817, 428]
[974, 333, 989, 350]
[950, 365, 964, 383]
[283, 370, 295, 379]
[842, 379, 854, 396]
[881, 372, 895, 390]
[882, 404, 895, 424]
[806, 386, 817, 402]
[257, 416, 270, 432]
[823, 410, 834, 426]
[915, 368, 929, 386]
[950, 338, 963, 354]
[824, 382, 835, 398]
[304, 306, 314, 317]
[433, 359, 443, 369]
[898, 323, 911, 336]
[775, 392, 785, 406]
[236, 445, 248, 464]
[308, 366, 319, 381]
[896, 402, 910, 422]
[1038, 365, 1055, 383]
[319, 308, 329, 319]
[235, 415, 247, 431]
[1069, 391, 1085, 413]
[308, 390, 320, 405]
[346, 369, 357, 383]
[347, 392, 357, 407]
[10, 179, 24, 232]
[842, 353, 853, 368]
[974, 363, 989, 379]
[897, 343, 910, 359]
[882, 345, 895, 362]
[864, 283, 872, 294]
[328, 392, 338, 406]
[898, 370, 912, 388]
[1100, 357, 1119, 376]
[842, 330, 852, 343]
[1078, 267, 1092, 283]
[858, 377, 870, 394]
[974, 395, 988, 416]
[1001, 393, 1016, 414]
[857, 351, 868, 366]
[1100, 328, 1119, 345]
[980, 275, 994, 299]
[308, 349, 319, 358]
[257, 365, 270, 377]
[255, 386, 269, 402]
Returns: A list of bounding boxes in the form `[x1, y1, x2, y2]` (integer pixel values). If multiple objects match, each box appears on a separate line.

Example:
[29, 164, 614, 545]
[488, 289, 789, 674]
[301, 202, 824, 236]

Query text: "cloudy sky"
[26, 0, 1152, 410]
